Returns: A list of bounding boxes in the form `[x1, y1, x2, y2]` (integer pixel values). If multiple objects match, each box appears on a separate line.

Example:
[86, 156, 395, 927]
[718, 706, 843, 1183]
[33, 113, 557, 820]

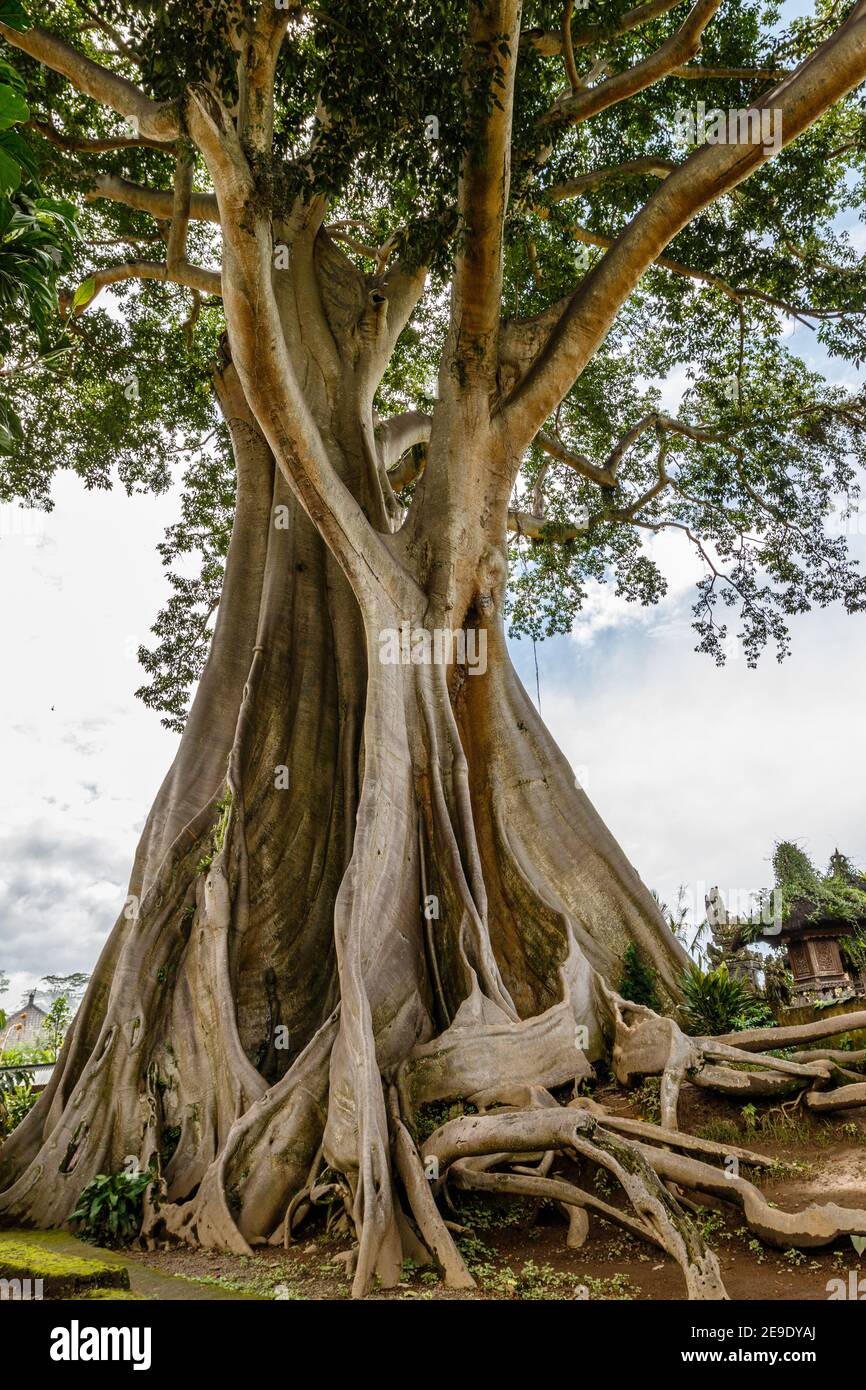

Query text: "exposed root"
[386, 1088, 475, 1289]
[713, 1011, 866, 1052]
[804, 1082, 866, 1112]
[635, 1144, 866, 1249]
[421, 1108, 728, 1299]
[568, 1101, 777, 1169]
[449, 1163, 666, 1250]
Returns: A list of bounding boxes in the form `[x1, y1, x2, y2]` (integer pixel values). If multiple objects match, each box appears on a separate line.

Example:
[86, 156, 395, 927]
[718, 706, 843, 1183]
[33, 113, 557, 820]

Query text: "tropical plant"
[70, 1170, 153, 1248]
[39, 994, 72, 1060]
[0, 1075, 37, 1136]
[680, 963, 768, 1037]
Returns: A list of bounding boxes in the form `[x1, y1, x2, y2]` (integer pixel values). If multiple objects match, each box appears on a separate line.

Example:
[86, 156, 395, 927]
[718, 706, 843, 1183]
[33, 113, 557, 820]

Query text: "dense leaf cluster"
[0, 0, 864, 722]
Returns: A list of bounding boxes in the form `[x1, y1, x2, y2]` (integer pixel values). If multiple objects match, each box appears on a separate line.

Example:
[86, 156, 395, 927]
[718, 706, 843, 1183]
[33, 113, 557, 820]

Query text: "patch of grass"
[695, 1119, 742, 1145]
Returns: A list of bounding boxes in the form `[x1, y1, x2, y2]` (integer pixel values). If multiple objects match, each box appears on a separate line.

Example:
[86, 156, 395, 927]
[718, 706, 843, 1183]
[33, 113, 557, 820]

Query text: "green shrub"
[1, 1080, 38, 1134]
[70, 1171, 152, 1248]
[618, 942, 661, 1010]
[680, 962, 768, 1036]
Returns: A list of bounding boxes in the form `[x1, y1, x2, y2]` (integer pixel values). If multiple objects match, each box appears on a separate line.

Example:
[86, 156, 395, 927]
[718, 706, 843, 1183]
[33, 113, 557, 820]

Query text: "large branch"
[0, 23, 177, 141]
[187, 87, 412, 608]
[558, 224, 842, 324]
[86, 174, 220, 223]
[507, 509, 587, 540]
[545, 158, 677, 202]
[539, 0, 723, 129]
[505, 3, 866, 449]
[376, 411, 432, 470]
[537, 428, 615, 487]
[449, 0, 522, 385]
[240, 1, 295, 154]
[62, 259, 222, 316]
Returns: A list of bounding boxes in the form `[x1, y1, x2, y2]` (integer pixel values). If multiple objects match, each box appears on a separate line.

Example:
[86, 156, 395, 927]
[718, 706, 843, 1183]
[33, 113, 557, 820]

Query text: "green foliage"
[41, 995, 71, 1059]
[213, 787, 232, 854]
[632, 1076, 661, 1124]
[0, 1074, 38, 1135]
[618, 941, 661, 1010]
[70, 1171, 152, 1248]
[0, 16, 78, 451]
[680, 961, 771, 1036]
[3, 0, 866, 722]
[772, 842, 866, 972]
[0, 1042, 53, 1064]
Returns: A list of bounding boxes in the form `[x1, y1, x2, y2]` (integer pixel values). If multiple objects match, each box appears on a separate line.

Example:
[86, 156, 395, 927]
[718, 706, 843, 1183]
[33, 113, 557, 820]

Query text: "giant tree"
[3, 0, 866, 1298]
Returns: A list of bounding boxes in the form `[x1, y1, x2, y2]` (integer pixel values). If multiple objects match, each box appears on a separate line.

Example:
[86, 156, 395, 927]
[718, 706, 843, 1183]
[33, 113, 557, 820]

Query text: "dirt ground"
[121, 1079, 866, 1301]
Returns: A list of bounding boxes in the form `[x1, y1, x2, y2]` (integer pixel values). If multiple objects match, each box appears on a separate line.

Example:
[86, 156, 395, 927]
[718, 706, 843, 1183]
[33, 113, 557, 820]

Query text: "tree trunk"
[0, 242, 693, 1297]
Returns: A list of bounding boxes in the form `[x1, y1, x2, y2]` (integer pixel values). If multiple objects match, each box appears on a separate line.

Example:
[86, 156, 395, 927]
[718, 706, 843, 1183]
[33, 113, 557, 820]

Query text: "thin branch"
[508, 509, 587, 540]
[560, 224, 840, 325]
[537, 428, 616, 487]
[545, 158, 677, 202]
[29, 117, 174, 154]
[522, 0, 685, 55]
[561, 0, 581, 92]
[166, 149, 194, 274]
[76, 5, 142, 67]
[539, 0, 723, 130]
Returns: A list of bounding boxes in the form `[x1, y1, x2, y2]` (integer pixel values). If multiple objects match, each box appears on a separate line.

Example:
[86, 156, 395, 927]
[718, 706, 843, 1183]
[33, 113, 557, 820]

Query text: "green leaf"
[0, 83, 28, 130]
[0, 1, 31, 32]
[72, 277, 95, 311]
[0, 143, 19, 194]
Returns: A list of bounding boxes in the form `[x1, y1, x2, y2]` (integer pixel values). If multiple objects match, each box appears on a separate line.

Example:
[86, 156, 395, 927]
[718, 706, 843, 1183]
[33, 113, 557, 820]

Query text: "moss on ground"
[0, 1234, 130, 1297]
[71, 1287, 147, 1300]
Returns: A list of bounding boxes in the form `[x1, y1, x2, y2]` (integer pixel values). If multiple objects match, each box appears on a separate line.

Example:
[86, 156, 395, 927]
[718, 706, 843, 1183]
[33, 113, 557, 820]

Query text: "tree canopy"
[2, 0, 866, 729]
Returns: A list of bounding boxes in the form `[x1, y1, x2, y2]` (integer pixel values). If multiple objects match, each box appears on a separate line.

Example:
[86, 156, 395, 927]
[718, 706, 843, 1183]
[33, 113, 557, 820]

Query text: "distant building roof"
[0, 992, 48, 1053]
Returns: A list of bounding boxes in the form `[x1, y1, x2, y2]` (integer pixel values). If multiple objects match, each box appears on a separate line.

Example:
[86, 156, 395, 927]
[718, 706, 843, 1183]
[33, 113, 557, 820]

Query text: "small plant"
[0, 1077, 38, 1136]
[697, 1211, 729, 1247]
[618, 943, 661, 1010]
[783, 1247, 806, 1267]
[70, 1171, 152, 1248]
[680, 962, 766, 1036]
[741, 1103, 758, 1134]
[632, 1076, 661, 1124]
